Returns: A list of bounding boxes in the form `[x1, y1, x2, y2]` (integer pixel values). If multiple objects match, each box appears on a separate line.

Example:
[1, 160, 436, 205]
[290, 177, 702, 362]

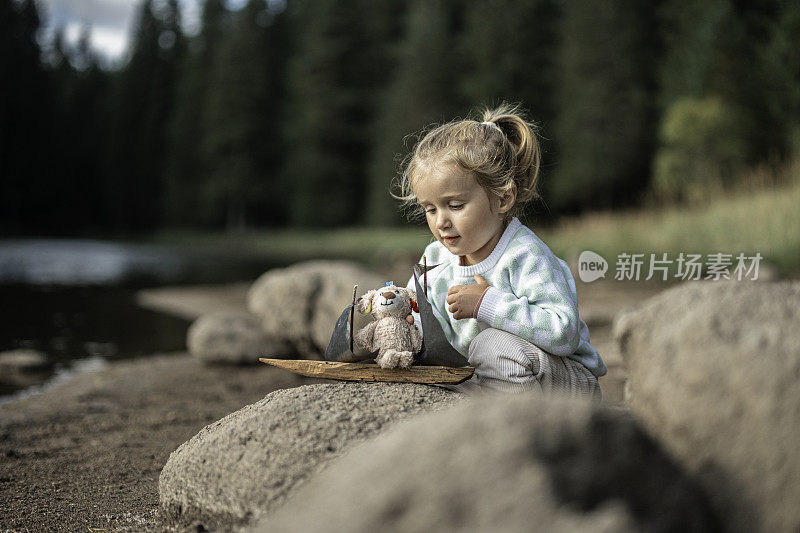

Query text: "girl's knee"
[468, 329, 534, 387]
[467, 328, 601, 399]
[469, 328, 536, 369]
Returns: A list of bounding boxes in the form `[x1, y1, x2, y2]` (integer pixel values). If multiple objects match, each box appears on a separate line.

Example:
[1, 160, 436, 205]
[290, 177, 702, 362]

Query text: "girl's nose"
[436, 211, 451, 229]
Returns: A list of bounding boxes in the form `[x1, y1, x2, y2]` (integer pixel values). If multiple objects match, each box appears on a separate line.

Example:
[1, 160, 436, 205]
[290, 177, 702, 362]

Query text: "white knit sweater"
[407, 217, 606, 377]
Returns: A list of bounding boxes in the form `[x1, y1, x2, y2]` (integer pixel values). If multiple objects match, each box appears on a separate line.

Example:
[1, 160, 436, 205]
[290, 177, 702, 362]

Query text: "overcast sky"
[36, 0, 243, 65]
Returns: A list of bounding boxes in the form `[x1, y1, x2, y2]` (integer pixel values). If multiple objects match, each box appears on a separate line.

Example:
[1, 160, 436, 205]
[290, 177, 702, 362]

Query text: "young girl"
[399, 104, 606, 397]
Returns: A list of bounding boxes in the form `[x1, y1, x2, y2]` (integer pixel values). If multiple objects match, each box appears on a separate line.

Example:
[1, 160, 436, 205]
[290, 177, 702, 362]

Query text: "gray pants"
[442, 328, 601, 400]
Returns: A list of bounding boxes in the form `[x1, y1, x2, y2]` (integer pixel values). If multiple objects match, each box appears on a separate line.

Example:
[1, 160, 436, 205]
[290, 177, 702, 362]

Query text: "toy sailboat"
[260, 260, 472, 384]
[322, 260, 469, 367]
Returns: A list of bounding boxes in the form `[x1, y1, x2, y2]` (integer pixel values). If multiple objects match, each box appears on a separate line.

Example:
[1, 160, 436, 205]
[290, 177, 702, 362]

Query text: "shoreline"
[0, 278, 661, 531]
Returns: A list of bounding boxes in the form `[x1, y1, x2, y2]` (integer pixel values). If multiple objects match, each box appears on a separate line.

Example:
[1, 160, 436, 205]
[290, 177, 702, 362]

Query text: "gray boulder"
[0, 349, 49, 371]
[247, 261, 384, 357]
[613, 280, 800, 532]
[255, 394, 718, 533]
[0, 349, 52, 386]
[159, 383, 462, 530]
[186, 312, 291, 365]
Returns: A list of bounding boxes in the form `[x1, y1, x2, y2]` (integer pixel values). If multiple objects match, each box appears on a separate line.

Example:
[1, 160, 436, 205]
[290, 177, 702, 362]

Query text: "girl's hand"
[446, 275, 490, 320]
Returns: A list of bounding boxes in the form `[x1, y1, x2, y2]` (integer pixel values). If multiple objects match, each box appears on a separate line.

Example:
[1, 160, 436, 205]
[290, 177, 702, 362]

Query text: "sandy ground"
[0, 279, 665, 532]
[136, 284, 252, 322]
[0, 354, 322, 532]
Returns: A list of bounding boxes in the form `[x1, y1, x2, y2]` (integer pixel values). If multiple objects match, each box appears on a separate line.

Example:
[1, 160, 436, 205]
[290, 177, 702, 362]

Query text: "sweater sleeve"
[475, 251, 581, 357]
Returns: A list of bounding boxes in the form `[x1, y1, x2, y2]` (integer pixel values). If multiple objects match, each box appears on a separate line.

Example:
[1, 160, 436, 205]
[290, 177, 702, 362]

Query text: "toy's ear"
[356, 290, 376, 315]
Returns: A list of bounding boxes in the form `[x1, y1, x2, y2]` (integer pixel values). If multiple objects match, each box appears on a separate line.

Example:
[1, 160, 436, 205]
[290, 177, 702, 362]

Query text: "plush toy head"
[356, 283, 418, 319]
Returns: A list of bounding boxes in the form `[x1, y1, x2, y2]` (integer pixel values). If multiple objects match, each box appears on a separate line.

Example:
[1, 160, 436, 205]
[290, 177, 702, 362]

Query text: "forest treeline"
[2, 0, 799, 235]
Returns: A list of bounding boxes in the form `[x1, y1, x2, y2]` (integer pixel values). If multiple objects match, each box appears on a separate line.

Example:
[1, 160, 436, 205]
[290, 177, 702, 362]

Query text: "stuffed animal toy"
[354, 283, 423, 369]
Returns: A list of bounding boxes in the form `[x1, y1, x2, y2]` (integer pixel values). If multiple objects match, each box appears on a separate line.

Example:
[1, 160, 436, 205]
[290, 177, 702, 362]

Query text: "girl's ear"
[356, 290, 376, 315]
[498, 185, 517, 214]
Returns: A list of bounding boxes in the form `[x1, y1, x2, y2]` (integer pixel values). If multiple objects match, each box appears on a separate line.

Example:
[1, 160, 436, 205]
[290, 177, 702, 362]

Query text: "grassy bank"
[543, 164, 800, 277]
[156, 166, 800, 278]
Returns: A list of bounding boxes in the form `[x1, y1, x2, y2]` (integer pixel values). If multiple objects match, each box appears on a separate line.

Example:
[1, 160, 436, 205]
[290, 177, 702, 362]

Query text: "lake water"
[0, 239, 283, 401]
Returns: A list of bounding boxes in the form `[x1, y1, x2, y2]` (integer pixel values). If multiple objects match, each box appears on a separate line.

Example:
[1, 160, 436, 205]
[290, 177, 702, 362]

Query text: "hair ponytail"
[396, 102, 542, 220]
[481, 103, 541, 205]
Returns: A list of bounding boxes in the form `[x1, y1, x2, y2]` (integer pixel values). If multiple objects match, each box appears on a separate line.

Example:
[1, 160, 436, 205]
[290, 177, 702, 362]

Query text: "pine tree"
[0, 0, 54, 233]
[459, 0, 559, 124]
[365, 0, 466, 226]
[761, 2, 800, 153]
[283, 0, 401, 227]
[163, 0, 226, 228]
[552, 0, 661, 212]
[50, 28, 112, 232]
[657, 0, 791, 180]
[657, 0, 730, 106]
[109, 0, 182, 232]
[249, 0, 291, 227]
[201, 0, 289, 231]
[458, 0, 560, 220]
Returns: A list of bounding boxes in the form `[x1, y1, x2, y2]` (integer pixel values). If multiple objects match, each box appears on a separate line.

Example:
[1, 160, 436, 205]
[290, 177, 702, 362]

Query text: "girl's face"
[414, 165, 514, 266]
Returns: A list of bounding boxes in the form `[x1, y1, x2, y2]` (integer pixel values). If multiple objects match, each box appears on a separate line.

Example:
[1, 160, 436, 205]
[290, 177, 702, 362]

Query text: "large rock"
[0, 349, 49, 371]
[255, 394, 718, 533]
[613, 280, 800, 532]
[159, 383, 462, 530]
[186, 312, 291, 365]
[247, 261, 384, 357]
[0, 349, 52, 387]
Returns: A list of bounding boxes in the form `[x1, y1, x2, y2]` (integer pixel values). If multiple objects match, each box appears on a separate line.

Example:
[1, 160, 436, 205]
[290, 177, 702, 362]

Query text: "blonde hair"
[394, 103, 541, 221]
